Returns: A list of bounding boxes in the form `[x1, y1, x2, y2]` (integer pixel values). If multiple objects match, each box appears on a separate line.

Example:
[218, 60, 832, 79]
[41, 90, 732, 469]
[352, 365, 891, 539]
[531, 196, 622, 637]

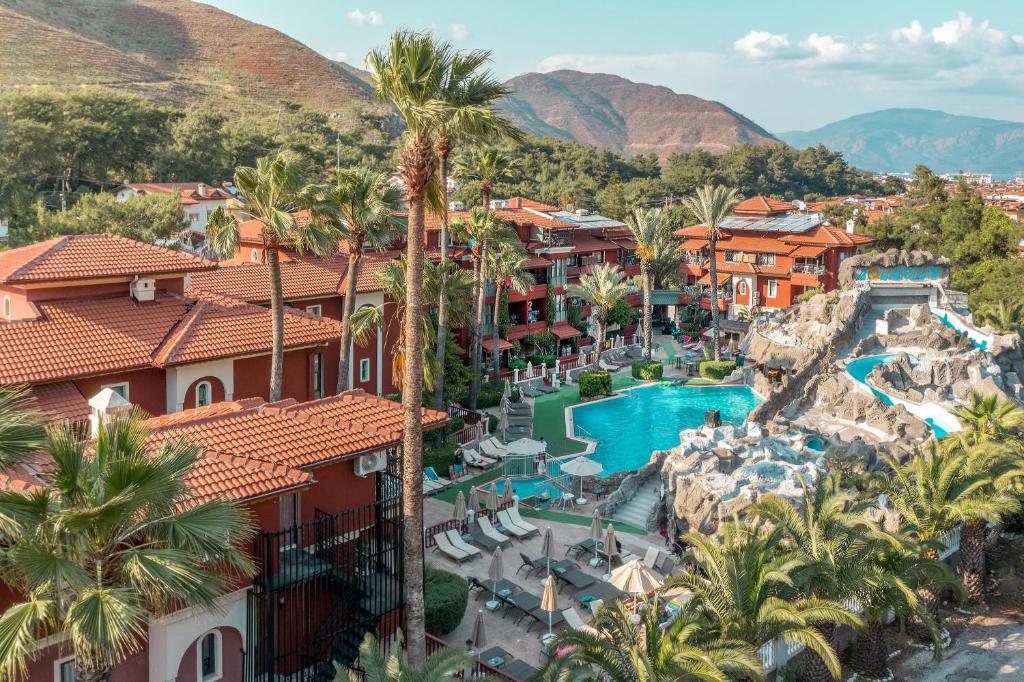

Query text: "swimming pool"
[571, 384, 762, 476]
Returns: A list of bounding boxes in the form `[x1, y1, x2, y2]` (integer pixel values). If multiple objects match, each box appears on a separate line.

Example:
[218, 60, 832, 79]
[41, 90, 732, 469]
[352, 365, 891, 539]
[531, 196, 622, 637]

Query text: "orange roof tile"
[733, 196, 793, 215]
[781, 225, 875, 247]
[28, 382, 90, 424]
[0, 234, 213, 284]
[571, 233, 617, 253]
[716, 235, 798, 255]
[679, 238, 709, 251]
[153, 293, 341, 367]
[184, 451, 311, 505]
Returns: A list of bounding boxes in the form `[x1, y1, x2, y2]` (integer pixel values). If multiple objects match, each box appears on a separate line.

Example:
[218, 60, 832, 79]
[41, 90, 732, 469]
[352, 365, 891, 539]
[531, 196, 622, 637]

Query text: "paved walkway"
[893, 614, 1024, 681]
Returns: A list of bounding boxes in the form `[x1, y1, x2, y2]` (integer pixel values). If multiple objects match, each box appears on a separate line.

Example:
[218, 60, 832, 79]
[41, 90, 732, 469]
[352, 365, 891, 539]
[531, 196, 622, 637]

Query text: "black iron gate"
[245, 458, 403, 681]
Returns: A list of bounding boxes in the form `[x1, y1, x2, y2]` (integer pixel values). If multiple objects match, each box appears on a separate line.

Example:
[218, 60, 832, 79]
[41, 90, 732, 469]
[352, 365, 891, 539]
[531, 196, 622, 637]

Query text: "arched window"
[196, 381, 212, 408]
[198, 630, 222, 681]
[738, 281, 748, 295]
[2, 296, 9, 319]
[250, 248, 259, 263]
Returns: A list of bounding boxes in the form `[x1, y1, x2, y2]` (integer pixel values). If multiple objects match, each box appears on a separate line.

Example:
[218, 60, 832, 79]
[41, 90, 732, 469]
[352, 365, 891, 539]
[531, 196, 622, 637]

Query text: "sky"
[205, 1, 1024, 132]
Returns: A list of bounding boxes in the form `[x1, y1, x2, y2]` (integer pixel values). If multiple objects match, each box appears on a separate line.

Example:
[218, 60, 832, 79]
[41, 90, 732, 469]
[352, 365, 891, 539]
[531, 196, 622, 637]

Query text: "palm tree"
[567, 264, 630, 366]
[682, 185, 740, 361]
[666, 522, 860, 680]
[451, 208, 516, 406]
[367, 30, 455, 662]
[0, 386, 44, 466]
[206, 151, 337, 401]
[947, 391, 1024, 449]
[326, 167, 405, 393]
[626, 207, 671, 360]
[974, 299, 1024, 336]
[881, 445, 993, 623]
[849, 530, 960, 679]
[486, 245, 535, 380]
[453, 147, 520, 210]
[431, 54, 521, 428]
[337, 631, 496, 682]
[0, 410, 253, 682]
[750, 471, 870, 682]
[552, 598, 762, 681]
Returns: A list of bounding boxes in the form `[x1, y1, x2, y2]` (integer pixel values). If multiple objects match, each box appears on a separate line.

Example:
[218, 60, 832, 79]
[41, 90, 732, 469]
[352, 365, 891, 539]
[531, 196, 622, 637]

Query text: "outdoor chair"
[477, 515, 512, 548]
[445, 530, 482, 560]
[516, 552, 547, 578]
[497, 509, 539, 539]
[462, 449, 497, 468]
[424, 466, 451, 487]
[480, 438, 509, 459]
[433, 533, 474, 563]
[505, 506, 540, 536]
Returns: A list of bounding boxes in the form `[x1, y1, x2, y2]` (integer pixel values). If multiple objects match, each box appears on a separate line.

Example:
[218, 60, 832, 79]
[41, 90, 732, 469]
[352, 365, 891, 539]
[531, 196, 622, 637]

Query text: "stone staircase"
[612, 478, 661, 530]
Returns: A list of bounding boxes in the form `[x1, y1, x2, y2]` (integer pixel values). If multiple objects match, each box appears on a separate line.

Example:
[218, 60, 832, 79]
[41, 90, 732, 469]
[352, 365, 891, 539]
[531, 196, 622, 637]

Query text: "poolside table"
[502, 660, 539, 681]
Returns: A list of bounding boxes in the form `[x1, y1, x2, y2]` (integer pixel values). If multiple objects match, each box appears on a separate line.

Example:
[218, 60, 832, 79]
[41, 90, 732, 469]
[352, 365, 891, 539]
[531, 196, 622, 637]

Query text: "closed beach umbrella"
[604, 524, 619, 575]
[540, 573, 559, 637]
[609, 559, 661, 596]
[485, 485, 499, 511]
[500, 477, 516, 505]
[453, 491, 467, 523]
[541, 526, 555, 573]
[503, 379, 512, 400]
[471, 609, 487, 649]
[560, 456, 603, 497]
[488, 547, 504, 601]
[590, 508, 602, 543]
[498, 406, 509, 440]
[468, 487, 481, 512]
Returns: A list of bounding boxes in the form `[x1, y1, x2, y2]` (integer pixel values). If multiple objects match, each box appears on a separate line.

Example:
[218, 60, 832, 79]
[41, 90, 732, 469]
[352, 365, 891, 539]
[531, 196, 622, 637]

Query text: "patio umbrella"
[604, 524, 619, 576]
[541, 526, 555, 573]
[560, 456, 603, 497]
[500, 477, 516, 505]
[609, 559, 661, 596]
[590, 508, 602, 543]
[468, 487, 482, 513]
[488, 547, 504, 603]
[503, 379, 512, 400]
[506, 438, 545, 457]
[485, 486, 499, 512]
[453, 491, 467, 524]
[471, 609, 487, 649]
[498, 405, 509, 440]
[540, 572, 559, 637]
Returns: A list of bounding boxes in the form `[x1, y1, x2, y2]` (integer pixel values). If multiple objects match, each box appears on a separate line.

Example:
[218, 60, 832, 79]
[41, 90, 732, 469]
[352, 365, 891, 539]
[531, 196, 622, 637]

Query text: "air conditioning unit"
[752, 291, 761, 305]
[130, 276, 156, 302]
[354, 452, 387, 477]
[741, 253, 757, 263]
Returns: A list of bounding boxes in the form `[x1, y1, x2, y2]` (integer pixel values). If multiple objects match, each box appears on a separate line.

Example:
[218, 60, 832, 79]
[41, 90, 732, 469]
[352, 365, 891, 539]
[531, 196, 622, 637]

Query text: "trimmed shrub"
[526, 353, 557, 368]
[424, 565, 469, 635]
[474, 381, 505, 408]
[488, 414, 499, 433]
[424, 442, 457, 477]
[579, 370, 612, 398]
[631, 360, 664, 381]
[508, 358, 527, 370]
[698, 360, 737, 380]
[510, 385, 521, 402]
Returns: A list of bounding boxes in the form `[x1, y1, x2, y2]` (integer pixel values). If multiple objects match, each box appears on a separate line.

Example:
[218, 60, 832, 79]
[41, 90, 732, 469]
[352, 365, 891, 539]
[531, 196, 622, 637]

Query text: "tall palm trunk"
[267, 243, 285, 401]
[492, 281, 504, 380]
[911, 548, 944, 643]
[399, 135, 432, 665]
[958, 519, 987, 603]
[474, 244, 488, 386]
[432, 144, 451, 445]
[641, 260, 653, 359]
[707, 235, 722, 361]
[337, 240, 362, 393]
[850, 622, 890, 680]
[467, 255, 481, 408]
[798, 622, 837, 682]
[594, 311, 607, 367]
[481, 183, 492, 210]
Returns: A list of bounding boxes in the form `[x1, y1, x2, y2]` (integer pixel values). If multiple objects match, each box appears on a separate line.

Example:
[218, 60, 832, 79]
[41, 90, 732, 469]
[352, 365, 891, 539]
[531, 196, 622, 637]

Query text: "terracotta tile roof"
[145, 398, 265, 428]
[734, 196, 794, 215]
[674, 225, 710, 239]
[679, 238, 709, 251]
[122, 183, 233, 202]
[522, 255, 552, 270]
[432, 207, 576, 231]
[550, 322, 582, 339]
[482, 337, 514, 352]
[570, 233, 617, 253]
[790, 245, 827, 258]
[28, 382, 90, 424]
[184, 451, 311, 505]
[0, 234, 214, 284]
[717, 235, 799, 255]
[278, 390, 448, 435]
[153, 292, 341, 367]
[0, 294, 192, 384]
[781, 225, 875, 247]
[510, 197, 560, 212]
[189, 258, 346, 302]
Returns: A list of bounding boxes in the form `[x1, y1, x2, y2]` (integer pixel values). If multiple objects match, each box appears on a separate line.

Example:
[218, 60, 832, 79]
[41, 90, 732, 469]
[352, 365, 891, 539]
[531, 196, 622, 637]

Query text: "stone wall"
[595, 452, 665, 518]
[837, 248, 950, 287]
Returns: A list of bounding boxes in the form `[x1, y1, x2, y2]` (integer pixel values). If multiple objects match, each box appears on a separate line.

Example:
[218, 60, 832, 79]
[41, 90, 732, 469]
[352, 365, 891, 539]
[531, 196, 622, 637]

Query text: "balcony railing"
[792, 263, 826, 275]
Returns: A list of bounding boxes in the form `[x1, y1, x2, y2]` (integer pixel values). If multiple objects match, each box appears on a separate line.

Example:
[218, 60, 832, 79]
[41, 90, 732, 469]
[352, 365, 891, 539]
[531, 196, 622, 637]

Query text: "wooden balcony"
[507, 283, 548, 304]
[790, 263, 825, 287]
[506, 320, 549, 340]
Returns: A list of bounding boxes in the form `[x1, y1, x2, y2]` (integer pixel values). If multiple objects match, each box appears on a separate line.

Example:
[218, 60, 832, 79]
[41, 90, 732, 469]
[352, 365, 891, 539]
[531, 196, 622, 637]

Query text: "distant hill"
[501, 70, 777, 161]
[0, 0, 374, 116]
[779, 109, 1024, 176]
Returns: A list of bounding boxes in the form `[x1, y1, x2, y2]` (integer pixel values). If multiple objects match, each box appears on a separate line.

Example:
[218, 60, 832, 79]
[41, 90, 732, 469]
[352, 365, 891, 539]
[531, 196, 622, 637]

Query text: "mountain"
[779, 109, 1024, 176]
[0, 0, 373, 115]
[500, 70, 777, 160]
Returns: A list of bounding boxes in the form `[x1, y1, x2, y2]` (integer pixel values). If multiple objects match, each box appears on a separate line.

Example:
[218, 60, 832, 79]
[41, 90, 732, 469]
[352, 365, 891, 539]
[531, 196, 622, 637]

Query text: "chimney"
[845, 218, 856, 234]
[88, 388, 131, 438]
[197, 183, 208, 197]
[130, 276, 156, 302]
[507, 197, 521, 209]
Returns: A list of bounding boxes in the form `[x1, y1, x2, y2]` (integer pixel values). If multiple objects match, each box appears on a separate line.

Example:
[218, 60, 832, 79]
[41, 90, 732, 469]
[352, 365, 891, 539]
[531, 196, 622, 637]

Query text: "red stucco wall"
[181, 376, 227, 410]
[74, 368, 167, 417]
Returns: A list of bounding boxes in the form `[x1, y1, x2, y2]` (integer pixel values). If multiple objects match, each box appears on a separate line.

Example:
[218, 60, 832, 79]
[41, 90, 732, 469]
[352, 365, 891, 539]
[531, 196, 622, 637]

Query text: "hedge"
[579, 370, 612, 398]
[526, 353, 557, 368]
[424, 565, 469, 635]
[508, 358, 527, 370]
[631, 360, 664, 381]
[698, 360, 737, 380]
[474, 381, 505, 408]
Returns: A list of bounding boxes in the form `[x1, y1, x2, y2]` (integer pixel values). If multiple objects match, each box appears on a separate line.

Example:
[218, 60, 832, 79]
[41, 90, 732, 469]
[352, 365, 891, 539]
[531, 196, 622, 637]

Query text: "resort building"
[114, 182, 235, 237]
[675, 195, 876, 315]
[1, 389, 446, 682]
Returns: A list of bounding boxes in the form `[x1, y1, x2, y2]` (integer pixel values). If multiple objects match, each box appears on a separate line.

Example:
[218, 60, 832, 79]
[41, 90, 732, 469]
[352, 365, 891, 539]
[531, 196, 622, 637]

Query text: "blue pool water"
[845, 353, 951, 438]
[805, 437, 826, 452]
[572, 384, 762, 476]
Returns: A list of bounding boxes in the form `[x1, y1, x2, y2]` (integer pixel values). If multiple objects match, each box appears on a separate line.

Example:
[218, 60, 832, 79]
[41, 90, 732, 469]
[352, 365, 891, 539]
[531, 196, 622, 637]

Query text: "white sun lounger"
[480, 439, 509, 459]
[588, 598, 605, 618]
[445, 530, 482, 560]
[477, 515, 512, 548]
[423, 477, 444, 495]
[496, 509, 534, 539]
[563, 607, 598, 634]
[462, 449, 497, 468]
[433, 533, 473, 563]
[505, 507, 540, 537]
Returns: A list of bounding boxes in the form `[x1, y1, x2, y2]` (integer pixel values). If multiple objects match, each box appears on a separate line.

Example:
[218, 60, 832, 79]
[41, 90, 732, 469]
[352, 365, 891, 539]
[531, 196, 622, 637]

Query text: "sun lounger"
[554, 568, 596, 593]
[506, 401, 532, 413]
[505, 506, 540, 536]
[480, 439, 509, 459]
[534, 382, 558, 394]
[588, 598, 605, 617]
[496, 509, 535, 539]
[563, 607, 598, 634]
[423, 466, 451, 487]
[502, 660, 539, 682]
[423, 476, 444, 495]
[516, 552, 547, 578]
[598, 359, 621, 372]
[524, 606, 565, 632]
[477, 515, 512, 548]
[445, 530, 483, 560]
[433, 532, 474, 563]
[519, 385, 541, 398]
[462, 449, 497, 468]
[467, 523, 502, 552]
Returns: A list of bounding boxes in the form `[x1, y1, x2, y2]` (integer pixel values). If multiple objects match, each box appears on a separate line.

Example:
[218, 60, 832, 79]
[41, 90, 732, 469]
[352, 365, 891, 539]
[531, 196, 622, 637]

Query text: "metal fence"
[245, 454, 404, 681]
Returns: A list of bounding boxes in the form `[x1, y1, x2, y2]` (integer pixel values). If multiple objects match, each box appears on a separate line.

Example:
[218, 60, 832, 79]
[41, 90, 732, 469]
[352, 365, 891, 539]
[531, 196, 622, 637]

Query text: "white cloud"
[325, 50, 348, 62]
[450, 23, 469, 42]
[346, 9, 383, 26]
[733, 31, 792, 60]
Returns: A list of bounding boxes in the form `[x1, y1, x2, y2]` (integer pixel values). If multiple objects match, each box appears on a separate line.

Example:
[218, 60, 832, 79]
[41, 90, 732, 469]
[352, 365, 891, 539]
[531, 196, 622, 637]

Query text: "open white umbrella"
[487, 547, 504, 606]
[560, 456, 603, 498]
[541, 526, 555, 574]
[471, 609, 487, 649]
[540, 573, 558, 638]
[506, 438, 545, 457]
[453, 491, 467, 524]
[609, 559, 661, 596]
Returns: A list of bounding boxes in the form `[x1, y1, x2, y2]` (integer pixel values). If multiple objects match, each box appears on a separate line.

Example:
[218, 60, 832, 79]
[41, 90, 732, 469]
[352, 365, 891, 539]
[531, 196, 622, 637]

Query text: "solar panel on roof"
[719, 213, 822, 233]
[549, 210, 626, 229]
